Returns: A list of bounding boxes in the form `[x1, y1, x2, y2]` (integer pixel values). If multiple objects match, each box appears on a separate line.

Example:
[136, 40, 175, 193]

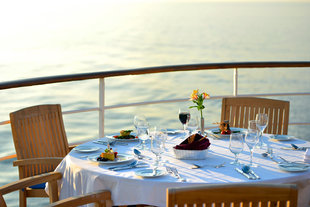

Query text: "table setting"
[46, 122, 310, 206]
[45, 91, 310, 207]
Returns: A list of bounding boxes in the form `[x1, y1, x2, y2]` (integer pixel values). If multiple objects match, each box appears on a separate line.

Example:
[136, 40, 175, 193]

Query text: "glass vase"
[200, 117, 204, 135]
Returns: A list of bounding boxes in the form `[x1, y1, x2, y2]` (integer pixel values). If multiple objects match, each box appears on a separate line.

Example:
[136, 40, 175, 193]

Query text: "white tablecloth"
[46, 132, 310, 207]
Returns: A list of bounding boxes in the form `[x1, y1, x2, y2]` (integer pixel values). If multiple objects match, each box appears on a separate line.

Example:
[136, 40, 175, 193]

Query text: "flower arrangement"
[189, 89, 210, 119]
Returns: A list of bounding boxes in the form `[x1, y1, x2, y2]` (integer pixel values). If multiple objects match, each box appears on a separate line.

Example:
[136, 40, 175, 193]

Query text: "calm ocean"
[1, 0, 310, 206]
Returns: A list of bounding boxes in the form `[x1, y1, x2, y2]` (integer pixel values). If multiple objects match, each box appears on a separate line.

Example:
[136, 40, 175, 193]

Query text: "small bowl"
[173, 148, 209, 160]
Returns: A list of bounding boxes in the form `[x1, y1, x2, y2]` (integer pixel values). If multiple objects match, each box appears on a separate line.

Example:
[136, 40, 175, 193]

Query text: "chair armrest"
[13, 157, 63, 167]
[69, 145, 77, 152]
[0, 171, 62, 196]
[49, 190, 113, 207]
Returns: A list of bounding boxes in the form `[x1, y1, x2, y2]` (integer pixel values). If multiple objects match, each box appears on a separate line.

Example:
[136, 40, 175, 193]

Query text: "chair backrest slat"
[167, 183, 298, 207]
[221, 97, 290, 135]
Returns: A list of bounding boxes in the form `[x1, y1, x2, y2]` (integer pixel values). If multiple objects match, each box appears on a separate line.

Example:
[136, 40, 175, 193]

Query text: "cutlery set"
[235, 166, 260, 180]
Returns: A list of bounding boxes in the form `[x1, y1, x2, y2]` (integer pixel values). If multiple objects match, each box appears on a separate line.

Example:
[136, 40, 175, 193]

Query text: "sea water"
[0, 0, 310, 206]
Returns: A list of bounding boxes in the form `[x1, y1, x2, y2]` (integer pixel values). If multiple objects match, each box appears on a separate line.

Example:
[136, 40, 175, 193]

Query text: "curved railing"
[1, 61, 310, 90]
[1, 61, 310, 160]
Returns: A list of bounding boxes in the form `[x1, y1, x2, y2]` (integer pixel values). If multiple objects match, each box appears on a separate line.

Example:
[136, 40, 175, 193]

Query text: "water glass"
[245, 120, 259, 167]
[158, 128, 168, 150]
[134, 115, 147, 129]
[137, 124, 149, 150]
[187, 115, 198, 135]
[134, 115, 148, 148]
[255, 113, 268, 148]
[229, 133, 244, 165]
[151, 131, 165, 168]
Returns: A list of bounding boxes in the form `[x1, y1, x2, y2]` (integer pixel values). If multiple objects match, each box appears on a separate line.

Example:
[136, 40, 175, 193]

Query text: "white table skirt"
[46, 132, 310, 207]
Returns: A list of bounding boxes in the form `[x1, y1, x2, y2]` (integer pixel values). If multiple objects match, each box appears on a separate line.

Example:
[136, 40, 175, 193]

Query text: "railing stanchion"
[99, 78, 105, 137]
[234, 68, 238, 96]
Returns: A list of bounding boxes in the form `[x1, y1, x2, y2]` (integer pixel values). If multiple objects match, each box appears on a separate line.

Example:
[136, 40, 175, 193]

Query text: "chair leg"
[19, 190, 27, 207]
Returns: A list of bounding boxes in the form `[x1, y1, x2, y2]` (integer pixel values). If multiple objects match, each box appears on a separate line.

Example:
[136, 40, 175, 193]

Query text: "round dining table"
[46, 130, 310, 207]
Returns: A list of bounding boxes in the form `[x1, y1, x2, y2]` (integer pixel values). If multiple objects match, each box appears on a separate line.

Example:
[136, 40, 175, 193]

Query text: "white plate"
[270, 135, 295, 141]
[278, 163, 310, 172]
[106, 133, 139, 142]
[166, 129, 184, 135]
[206, 127, 246, 139]
[73, 145, 100, 153]
[135, 169, 166, 178]
[88, 153, 134, 165]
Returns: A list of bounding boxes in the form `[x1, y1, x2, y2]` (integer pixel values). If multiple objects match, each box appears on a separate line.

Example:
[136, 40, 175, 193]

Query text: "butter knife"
[235, 168, 255, 180]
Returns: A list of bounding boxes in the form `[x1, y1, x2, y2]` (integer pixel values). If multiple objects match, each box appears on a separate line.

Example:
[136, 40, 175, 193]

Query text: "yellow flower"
[190, 89, 199, 101]
[202, 92, 210, 99]
[189, 89, 210, 118]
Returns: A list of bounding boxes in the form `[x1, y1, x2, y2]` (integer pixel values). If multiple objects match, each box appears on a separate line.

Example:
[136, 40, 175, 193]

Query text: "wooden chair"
[9, 104, 72, 207]
[167, 183, 298, 207]
[0, 172, 62, 207]
[221, 97, 290, 135]
[0, 172, 113, 207]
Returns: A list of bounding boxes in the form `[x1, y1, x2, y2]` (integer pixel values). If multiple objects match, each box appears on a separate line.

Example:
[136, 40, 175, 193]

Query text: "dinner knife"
[235, 168, 255, 180]
[108, 160, 137, 170]
[111, 164, 149, 171]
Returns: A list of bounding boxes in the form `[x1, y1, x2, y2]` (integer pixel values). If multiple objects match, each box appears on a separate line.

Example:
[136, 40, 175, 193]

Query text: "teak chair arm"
[49, 190, 113, 207]
[69, 145, 77, 151]
[0, 172, 62, 207]
[13, 157, 63, 167]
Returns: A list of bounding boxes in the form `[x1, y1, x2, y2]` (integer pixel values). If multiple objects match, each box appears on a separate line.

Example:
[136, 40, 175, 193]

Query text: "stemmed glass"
[245, 120, 259, 167]
[229, 133, 244, 165]
[134, 115, 148, 148]
[187, 115, 198, 135]
[178, 108, 190, 132]
[137, 124, 149, 150]
[134, 115, 147, 129]
[255, 113, 268, 148]
[151, 131, 165, 174]
[158, 128, 168, 151]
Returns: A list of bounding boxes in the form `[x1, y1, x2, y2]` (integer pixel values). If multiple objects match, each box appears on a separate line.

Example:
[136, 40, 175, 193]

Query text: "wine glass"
[178, 108, 190, 131]
[134, 115, 147, 129]
[255, 113, 268, 148]
[245, 120, 259, 167]
[148, 125, 157, 141]
[158, 128, 168, 151]
[151, 131, 165, 173]
[229, 133, 244, 165]
[136, 122, 149, 150]
[187, 115, 198, 135]
[134, 115, 148, 148]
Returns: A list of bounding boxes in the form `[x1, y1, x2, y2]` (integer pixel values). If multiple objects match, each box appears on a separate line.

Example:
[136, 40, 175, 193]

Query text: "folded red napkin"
[174, 133, 211, 150]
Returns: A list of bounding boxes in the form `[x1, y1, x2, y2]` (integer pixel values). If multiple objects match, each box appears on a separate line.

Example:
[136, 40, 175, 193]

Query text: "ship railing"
[0, 61, 310, 160]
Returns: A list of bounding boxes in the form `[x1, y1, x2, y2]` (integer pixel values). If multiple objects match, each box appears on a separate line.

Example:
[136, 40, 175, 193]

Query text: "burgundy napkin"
[174, 133, 211, 150]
